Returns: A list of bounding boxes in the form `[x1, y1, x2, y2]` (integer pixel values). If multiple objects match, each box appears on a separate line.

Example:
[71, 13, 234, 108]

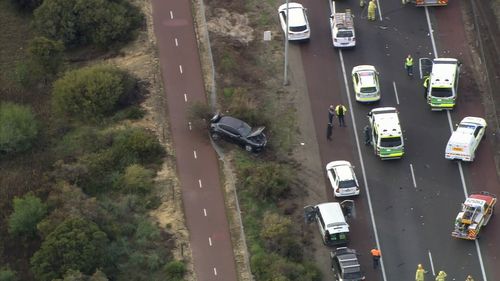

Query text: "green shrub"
[0, 102, 38, 154]
[33, 0, 143, 48]
[27, 36, 65, 82]
[241, 162, 291, 201]
[0, 266, 17, 281]
[31, 217, 110, 281]
[9, 0, 43, 11]
[115, 164, 154, 195]
[110, 128, 164, 167]
[8, 194, 47, 237]
[52, 65, 135, 122]
[164, 260, 186, 281]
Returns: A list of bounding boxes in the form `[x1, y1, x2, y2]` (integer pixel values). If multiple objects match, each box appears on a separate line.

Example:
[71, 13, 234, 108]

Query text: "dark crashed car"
[210, 114, 267, 152]
[331, 247, 365, 281]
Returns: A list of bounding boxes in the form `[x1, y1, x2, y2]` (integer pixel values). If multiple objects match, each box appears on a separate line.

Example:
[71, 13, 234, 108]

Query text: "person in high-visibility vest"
[415, 264, 428, 281]
[405, 54, 414, 76]
[368, 0, 377, 21]
[423, 76, 430, 99]
[335, 104, 347, 127]
[370, 248, 381, 269]
[435, 270, 447, 281]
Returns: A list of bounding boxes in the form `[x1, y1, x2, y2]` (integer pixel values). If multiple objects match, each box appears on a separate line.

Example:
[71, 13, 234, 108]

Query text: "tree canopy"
[0, 102, 38, 154]
[30, 217, 110, 281]
[8, 194, 47, 237]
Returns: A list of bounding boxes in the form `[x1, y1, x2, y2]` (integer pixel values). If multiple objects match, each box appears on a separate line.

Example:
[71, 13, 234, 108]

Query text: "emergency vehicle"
[424, 58, 460, 110]
[329, 2, 355, 48]
[412, 0, 448, 7]
[445, 116, 487, 162]
[367, 107, 404, 160]
[452, 192, 496, 240]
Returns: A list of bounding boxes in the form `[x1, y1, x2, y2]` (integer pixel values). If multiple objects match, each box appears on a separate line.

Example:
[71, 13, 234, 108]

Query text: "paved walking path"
[151, 0, 238, 280]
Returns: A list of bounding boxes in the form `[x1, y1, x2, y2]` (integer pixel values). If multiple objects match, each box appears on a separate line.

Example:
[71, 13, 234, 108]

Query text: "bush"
[33, 0, 143, 48]
[52, 65, 135, 121]
[241, 162, 291, 201]
[8, 194, 47, 237]
[31, 217, 110, 281]
[164, 260, 186, 281]
[10, 0, 43, 11]
[0, 266, 17, 281]
[28, 36, 65, 82]
[0, 102, 38, 154]
[110, 128, 164, 167]
[114, 164, 155, 195]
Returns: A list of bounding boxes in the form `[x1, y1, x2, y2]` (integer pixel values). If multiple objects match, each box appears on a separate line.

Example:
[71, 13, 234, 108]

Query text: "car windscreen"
[343, 269, 363, 280]
[360, 86, 377, 93]
[430, 87, 453, 97]
[290, 25, 307, 32]
[339, 179, 357, 188]
[380, 136, 402, 148]
[336, 30, 353, 38]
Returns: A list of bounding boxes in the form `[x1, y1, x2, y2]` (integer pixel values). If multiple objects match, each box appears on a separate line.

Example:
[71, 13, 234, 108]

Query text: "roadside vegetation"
[0, 0, 185, 280]
[201, 0, 322, 280]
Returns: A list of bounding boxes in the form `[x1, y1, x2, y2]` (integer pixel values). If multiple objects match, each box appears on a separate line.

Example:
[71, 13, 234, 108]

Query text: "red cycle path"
[151, 0, 238, 280]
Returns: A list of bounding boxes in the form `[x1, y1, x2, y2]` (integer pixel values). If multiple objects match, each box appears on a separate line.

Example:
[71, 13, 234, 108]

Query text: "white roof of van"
[316, 202, 349, 233]
[431, 58, 458, 87]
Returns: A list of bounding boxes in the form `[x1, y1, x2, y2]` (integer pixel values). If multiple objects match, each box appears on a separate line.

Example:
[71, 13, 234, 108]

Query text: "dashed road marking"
[169, 10, 173, 19]
[410, 164, 417, 188]
[209, 237, 212, 246]
[428, 250, 436, 276]
[392, 81, 400, 105]
[213, 267, 217, 276]
[175, 38, 178, 47]
[193, 150, 197, 159]
[188, 122, 192, 130]
[179, 65, 183, 74]
[203, 208, 207, 216]
[198, 179, 202, 188]
[184, 93, 188, 102]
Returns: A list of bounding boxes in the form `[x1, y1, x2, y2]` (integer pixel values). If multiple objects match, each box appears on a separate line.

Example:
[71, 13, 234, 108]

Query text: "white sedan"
[352, 65, 380, 102]
[326, 161, 360, 197]
[445, 117, 487, 162]
[278, 3, 310, 41]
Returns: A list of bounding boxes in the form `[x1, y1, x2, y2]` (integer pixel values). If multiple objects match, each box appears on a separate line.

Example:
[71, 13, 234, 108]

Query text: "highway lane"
[298, 0, 497, 280]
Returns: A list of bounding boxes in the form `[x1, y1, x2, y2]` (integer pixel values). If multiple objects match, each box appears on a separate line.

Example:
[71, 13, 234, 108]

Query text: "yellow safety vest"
[406, 57, 413, 66]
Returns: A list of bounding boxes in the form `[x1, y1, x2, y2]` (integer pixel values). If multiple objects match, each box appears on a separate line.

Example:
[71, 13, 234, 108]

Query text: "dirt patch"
[206, 8, 255, 45]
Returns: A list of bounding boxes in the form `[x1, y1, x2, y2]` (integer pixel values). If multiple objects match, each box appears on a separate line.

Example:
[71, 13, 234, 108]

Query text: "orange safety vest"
[371, 249, 381, 257]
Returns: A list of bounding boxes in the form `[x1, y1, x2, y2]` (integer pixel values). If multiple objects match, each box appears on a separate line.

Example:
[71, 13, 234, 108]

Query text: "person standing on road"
[435, 270, 447, 281]
[335, 104, 347, 127]
[415, 264, 428, 281]
[465, 275, 474, 281]
[423, 75, 430, 99]
[368, 0, 377, 20]
[327, 123, 333, 141]
[405, 54, 414, 76]
[370, 248, 381, 269]
[328, 105, 335, 125]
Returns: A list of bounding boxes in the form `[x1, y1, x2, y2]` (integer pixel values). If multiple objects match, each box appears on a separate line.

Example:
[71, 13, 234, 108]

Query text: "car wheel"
[211, 133, 220, 141]
[245, 144, 253, 152]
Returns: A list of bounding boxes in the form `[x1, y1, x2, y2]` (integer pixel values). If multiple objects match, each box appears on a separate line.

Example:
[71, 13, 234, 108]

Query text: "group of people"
[326, 104, 348, 141]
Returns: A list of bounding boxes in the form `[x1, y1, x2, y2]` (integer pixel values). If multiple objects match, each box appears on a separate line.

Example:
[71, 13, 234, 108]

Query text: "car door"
[279, 10, 287, 33]
[352, 72, 359, 94]
[472, 125, 484, 150]
[419, 58, 433, 79]
[220, 124, 239, 142]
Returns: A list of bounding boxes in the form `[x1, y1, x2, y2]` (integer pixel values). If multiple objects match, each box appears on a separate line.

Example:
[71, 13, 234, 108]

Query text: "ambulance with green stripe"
[426, 58, 460, 110]
[367, 107, 404, 160]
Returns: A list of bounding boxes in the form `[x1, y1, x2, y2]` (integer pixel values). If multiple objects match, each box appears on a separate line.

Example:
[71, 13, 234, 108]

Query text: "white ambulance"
[367, 107, 404, 159]
[445, 117, 487, 162]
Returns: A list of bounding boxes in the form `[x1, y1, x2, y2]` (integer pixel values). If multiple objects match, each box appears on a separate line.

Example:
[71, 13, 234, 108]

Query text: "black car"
[331, 247, 365, 281]
[210, 114, 267, 152]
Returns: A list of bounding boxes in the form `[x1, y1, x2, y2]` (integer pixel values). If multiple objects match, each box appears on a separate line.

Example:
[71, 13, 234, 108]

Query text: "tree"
[28, 36, 65, 82]
[52, 65, 135, 121]
[8, 194, 47, 237]
[9, 0, 43, 11]
[31, 217, 110, 281]
[164, 260, 186, 281]
[242, 162, 291, 201]
[0, 266, 17, 281]
[33, 0, 142, 48]
[0, 103, 38, 154]
[115, 164, 154, 195]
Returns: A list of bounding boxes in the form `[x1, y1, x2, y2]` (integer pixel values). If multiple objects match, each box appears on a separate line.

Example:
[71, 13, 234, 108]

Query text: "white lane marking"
[209, 237, 212, 246]
[392, 81, 400, 105]
[179, 65, 183, 74]
[203, 208, 207, 216]
[198, 179, 203, 188]
[410, 164, 417, 188]
[169, 10, 173, 19]
[428, 250, 436, 276]
[213, 267, 217, 276]
[425, 7, 437, 58]
[193, 150, 197, 159]
[339, 49, 388, 281]
[184, 93, 188, 102]
[188, 122, 192, 130]
[175, 38, 178, 46]
[426, 8, 488, 281]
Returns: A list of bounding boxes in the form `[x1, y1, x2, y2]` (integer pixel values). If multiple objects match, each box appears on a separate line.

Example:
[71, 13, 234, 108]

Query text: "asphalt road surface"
[297, 0, 500, 280]
[151, 0, 238, 280]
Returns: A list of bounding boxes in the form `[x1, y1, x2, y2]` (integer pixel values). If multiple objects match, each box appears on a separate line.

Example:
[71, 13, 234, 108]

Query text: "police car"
[352, 65, 380, 102]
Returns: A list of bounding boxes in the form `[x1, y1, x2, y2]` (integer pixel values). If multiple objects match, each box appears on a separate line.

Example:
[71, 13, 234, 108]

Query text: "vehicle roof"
[359, 72, 377, 87]
[316, 203, 349, 232]
[336, 251, 361, 273]
[470, 193, 496, 206]
[352, 65, 376, 73]
[279, 3, 307, 27]
[431, 58, 458, 87]
[371, 108, 402, 137]
[219, 116, 247, 128]
[327, 161, 355, 181]
[448, 117, 486, 145]
[333, 10, 354, 29]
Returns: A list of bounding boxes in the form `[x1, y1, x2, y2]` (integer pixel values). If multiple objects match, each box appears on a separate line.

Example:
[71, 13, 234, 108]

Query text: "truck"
[329, 1, 355, 48]
[422, 58, 461, 110]
[445, 116, 487, 162]
[452, 192, 496, 240]
[367, 107, 404, 160]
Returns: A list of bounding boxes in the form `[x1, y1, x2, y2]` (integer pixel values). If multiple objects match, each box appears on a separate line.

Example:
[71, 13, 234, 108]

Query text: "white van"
[445, 117, 487, 162]
[304, 202, 350, 246]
